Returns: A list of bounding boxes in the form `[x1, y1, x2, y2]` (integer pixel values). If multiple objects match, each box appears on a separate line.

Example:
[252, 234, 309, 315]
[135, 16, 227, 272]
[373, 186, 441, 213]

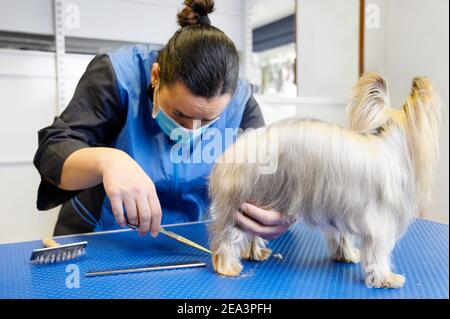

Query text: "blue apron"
[94, 44, 252, 231]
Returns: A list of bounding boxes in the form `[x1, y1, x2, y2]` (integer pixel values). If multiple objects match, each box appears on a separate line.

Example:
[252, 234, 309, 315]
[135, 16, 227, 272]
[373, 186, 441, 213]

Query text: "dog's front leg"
[211, 226, 250, 277]
[241, 235, 272, 261]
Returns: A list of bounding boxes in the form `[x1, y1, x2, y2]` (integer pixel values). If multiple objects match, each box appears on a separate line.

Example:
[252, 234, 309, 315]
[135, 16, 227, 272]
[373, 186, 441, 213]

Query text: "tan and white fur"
[208, 73, 441, 288]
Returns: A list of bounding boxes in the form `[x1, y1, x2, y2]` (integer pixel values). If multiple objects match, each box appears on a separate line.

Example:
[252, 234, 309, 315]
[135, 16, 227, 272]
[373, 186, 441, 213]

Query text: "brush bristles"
[30, 242, 87, 264]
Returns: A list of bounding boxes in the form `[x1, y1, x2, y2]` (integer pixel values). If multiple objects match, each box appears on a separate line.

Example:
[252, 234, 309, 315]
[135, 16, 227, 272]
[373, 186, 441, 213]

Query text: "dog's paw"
[332, 247, 360, 264]
[252, 247, 272, 261]
[241, 246, 272, 261]
[212, 253, 243, 277]
[365, 272, 405, 288]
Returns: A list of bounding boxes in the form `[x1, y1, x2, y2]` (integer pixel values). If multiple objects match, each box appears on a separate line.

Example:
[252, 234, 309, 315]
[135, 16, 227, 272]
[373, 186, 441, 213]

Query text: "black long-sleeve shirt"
[33, 54, 265, 235]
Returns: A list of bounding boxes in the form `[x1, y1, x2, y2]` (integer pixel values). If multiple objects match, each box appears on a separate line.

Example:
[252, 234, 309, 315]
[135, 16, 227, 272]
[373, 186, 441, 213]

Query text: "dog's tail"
[402, 76, 442, 210]
[347, 72, 391, 133]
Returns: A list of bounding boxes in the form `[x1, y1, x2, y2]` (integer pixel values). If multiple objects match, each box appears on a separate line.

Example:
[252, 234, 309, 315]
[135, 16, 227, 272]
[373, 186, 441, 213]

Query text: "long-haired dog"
[208, 73, 441, 288]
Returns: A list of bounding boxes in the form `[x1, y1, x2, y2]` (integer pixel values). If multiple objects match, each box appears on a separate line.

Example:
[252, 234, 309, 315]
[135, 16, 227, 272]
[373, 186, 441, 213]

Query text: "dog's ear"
[403, 77, 441, 125]
[347, 72, 391, 133]
[402, 76, 442, 210]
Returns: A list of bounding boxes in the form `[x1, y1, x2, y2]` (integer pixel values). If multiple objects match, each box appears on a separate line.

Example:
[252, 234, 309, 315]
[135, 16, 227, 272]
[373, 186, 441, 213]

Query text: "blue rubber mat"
[0, 219, 448, 299]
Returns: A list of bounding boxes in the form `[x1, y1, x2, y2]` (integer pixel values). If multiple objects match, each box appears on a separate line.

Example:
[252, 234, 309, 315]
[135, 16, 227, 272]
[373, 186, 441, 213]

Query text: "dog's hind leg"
[324, 230, 360, 264]
[361, 224, 405, 288]
[241, 235, 272, 261]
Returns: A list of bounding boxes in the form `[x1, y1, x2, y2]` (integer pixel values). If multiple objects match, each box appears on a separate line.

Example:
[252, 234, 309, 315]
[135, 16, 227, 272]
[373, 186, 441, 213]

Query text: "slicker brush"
[30, 238, 88, 264]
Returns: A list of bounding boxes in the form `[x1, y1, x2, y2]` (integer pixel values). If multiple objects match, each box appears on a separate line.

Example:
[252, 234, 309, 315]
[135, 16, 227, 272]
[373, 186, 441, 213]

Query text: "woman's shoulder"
[107, 44, 159, 60]
[233, 78, 253, 103]
[107, 44, 159, 77]
[106, 44, 159, 102]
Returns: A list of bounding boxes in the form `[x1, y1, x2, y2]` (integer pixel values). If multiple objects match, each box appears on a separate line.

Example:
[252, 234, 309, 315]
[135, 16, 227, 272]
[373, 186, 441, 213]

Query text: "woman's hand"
[235, 203, 292, 240]
[98, 149, 162, 237]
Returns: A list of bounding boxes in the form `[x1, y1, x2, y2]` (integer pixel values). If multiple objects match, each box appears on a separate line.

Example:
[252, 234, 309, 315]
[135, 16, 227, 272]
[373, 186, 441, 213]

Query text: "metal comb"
[86, 260, 206, 277]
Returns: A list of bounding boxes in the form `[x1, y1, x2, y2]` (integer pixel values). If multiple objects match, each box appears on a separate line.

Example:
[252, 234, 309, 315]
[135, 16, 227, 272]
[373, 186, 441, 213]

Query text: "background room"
[0, 0, 448, 244]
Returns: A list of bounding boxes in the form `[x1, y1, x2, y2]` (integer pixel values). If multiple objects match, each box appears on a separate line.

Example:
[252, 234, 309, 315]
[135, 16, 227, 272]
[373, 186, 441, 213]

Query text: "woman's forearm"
[59, 146, 162, 235]
[59, 147, 124, 191]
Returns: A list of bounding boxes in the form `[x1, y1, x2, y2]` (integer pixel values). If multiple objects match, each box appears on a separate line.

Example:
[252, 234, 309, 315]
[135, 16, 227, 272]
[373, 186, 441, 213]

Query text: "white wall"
[254, 0, 357, 150]
[365, 0, 449, 223]
[0, 50, 94, 244]
[258, 96, 348, 126]
[248, 0, 356, 129]
[0, 0, 54, 35]
[252, 0, 296, 28]
[296, 0, 360, 100]
[0, 0, 245, 50]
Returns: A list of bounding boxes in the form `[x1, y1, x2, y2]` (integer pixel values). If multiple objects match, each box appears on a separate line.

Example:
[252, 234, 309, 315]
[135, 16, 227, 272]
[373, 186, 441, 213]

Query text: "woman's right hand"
[98, 149, 162, 237]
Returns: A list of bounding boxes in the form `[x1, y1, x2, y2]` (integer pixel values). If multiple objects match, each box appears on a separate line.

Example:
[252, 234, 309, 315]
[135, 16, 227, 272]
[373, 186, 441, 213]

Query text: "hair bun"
[177, 0, 215, 27]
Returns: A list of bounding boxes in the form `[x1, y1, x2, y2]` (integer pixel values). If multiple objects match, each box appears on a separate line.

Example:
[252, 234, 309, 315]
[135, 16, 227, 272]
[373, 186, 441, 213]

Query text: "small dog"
[208, 73, 441, 288]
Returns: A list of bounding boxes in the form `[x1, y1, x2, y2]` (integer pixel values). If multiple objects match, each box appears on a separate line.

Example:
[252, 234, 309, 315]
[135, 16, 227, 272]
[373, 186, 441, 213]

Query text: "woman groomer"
[34, 0, 291, 239]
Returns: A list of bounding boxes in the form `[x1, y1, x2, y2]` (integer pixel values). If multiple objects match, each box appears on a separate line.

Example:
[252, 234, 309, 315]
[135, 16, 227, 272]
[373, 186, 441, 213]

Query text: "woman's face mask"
[152, 83, 220, 144]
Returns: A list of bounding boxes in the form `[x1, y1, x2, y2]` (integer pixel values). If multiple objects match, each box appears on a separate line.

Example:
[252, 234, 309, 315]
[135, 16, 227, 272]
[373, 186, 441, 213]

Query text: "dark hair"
[156, 0, 239, 99]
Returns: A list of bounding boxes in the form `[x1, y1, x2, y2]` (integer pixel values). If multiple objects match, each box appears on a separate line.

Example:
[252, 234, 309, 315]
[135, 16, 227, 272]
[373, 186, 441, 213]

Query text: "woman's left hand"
[235, 203, 293, 240]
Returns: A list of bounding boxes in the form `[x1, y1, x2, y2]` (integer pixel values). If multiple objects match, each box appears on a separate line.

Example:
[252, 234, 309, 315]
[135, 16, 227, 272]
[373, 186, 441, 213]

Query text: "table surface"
[0, 219, 448, 299]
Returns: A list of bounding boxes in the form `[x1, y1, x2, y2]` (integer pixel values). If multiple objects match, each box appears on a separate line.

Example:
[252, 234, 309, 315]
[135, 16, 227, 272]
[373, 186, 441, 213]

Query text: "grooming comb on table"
[86, 260, 206, 277]
[30, 238, 87, 264]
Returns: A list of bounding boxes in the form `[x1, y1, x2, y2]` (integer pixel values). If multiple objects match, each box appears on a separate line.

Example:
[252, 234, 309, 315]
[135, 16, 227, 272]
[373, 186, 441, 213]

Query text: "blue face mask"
[152, 85, 220, 144]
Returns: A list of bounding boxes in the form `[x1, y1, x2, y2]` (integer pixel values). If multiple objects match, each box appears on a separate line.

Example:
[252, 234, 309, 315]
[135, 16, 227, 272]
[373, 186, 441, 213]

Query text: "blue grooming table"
[0, 219, 448, 299]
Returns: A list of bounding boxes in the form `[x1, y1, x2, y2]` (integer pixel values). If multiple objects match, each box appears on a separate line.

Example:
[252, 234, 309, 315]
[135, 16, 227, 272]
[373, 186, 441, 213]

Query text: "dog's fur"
[208, 73, 441, 288]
